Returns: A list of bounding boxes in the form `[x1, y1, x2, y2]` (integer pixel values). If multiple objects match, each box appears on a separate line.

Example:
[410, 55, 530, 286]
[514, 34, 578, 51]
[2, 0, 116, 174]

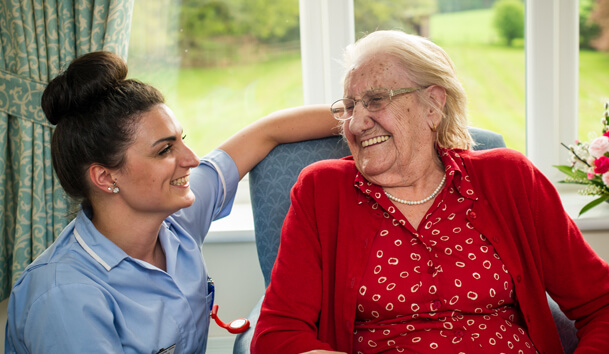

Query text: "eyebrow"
[151, 136, 177, 147]
[346, 88, 385, 98]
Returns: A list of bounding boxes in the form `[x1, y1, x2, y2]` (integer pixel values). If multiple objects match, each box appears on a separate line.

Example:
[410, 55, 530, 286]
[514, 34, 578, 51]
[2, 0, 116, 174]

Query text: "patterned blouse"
[353, 148, 537, 353]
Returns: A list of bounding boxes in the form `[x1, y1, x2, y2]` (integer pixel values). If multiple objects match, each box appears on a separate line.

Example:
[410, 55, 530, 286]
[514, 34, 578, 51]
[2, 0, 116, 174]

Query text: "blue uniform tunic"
[5, 149, 238, 354]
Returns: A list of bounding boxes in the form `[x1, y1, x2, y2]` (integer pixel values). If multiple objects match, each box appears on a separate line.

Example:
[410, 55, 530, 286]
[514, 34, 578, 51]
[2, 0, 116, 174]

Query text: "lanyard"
[207, 276, 215, 311]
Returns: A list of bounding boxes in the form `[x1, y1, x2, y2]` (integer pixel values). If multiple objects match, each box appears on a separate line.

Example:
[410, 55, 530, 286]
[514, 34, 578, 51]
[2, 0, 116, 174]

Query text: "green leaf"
[553, 165, 584, 179]
[578, 194, 609, 217]
[557, 180, 590, 186]
[554, 165, 574, 174]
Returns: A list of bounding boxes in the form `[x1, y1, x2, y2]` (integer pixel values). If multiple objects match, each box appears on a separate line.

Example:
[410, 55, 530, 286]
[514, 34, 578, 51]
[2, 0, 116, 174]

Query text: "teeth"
[170, 176, 189, 186]
[362, 135, 390, 147]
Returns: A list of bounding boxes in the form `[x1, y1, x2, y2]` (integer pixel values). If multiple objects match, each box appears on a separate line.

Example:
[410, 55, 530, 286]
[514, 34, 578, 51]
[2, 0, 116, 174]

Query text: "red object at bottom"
[211, 304, 250, 334]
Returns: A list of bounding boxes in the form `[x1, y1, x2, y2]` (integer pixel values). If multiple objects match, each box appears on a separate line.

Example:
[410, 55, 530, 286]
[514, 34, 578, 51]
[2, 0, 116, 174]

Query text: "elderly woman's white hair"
[342, 30, 474, 150]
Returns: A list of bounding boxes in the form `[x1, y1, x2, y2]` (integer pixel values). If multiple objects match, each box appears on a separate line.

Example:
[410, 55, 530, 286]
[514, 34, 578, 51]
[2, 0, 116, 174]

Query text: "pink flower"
[594, 156, 609, 174]
[589, 136, 609, 158]
[588, 171, 596, 179]
[603, 172, 609, 187]
[604, 131, 609, 138]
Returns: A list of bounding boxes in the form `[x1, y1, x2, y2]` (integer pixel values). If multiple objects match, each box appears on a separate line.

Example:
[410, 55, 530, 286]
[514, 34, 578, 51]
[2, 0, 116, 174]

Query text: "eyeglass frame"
[330, 86, 425, 121]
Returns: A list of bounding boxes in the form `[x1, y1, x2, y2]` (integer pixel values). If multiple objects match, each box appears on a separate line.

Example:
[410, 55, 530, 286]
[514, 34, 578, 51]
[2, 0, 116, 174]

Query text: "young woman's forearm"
[219, 104, 340, 179]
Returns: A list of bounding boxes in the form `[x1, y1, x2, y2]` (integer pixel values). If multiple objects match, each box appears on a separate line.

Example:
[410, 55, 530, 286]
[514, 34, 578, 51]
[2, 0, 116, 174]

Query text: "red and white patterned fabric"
[353, 149, 536, 353]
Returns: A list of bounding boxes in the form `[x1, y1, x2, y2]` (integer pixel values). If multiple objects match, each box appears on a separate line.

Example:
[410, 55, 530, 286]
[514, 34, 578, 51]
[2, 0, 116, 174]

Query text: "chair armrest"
[547, 294, 578, 354]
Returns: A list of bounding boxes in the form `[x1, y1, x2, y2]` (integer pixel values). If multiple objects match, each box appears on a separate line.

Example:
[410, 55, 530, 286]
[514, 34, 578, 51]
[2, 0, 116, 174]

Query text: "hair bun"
[42, 51, 128, 125]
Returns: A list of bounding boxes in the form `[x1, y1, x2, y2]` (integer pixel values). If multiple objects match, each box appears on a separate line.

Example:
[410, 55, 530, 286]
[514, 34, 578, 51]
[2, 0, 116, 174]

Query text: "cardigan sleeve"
[528, 158, 609, 350]
[466, 148, 609, 351]
[251, 166, 337, 354]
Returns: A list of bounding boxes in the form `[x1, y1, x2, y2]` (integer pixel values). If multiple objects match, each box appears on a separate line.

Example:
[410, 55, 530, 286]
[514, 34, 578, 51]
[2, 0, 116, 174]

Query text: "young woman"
[4, 51, 339, 353]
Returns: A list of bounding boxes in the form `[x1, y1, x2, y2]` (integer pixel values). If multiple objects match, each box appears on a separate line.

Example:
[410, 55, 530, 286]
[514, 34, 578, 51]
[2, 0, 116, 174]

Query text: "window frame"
[525, 0, 579, 181]
[299, 0, 354, 105]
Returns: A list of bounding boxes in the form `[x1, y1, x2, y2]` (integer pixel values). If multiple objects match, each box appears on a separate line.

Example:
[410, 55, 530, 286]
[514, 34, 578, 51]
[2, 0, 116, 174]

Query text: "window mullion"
[525, 0, 579, 180]
[299, 0, 355, 105]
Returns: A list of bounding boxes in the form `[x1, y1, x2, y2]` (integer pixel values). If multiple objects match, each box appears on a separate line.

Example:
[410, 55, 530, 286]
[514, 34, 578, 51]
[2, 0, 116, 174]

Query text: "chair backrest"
[248, 127, 506, 287]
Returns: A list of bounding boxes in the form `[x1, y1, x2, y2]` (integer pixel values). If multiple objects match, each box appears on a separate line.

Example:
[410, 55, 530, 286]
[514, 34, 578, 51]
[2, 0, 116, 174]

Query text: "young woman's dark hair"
[41, 51, 164, 206]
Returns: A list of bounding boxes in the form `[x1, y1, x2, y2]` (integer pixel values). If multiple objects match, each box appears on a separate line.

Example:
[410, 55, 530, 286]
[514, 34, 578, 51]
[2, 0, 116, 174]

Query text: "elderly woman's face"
[343, 55, 436, 186]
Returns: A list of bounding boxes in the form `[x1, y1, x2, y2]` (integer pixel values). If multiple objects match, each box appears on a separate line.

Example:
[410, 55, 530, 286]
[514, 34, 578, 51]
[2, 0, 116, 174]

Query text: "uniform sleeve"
[6, 284, 123, 354]
[252, 170, 335, 353]
[170, 149, 239, 245]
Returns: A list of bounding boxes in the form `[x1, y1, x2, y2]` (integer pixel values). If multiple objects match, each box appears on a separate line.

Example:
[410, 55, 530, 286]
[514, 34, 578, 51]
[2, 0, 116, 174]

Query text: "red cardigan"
[252, 148, 609, 354]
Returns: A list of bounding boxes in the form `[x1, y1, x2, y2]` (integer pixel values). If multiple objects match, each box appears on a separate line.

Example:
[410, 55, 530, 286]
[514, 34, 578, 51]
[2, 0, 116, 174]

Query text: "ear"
[88, 164, 116, 194]
[425, 85, 447, 128]
[426, 85, 447, 115]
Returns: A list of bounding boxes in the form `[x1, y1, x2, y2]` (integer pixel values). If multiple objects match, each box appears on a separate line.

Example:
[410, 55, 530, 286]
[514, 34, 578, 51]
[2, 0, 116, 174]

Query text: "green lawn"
[430, 9, 609, 151]
[430, 9, 502, 46]
[128, 9, 609, 155]
[129, 53, 303, 156]
[429, 9, 525, 150]
[172, 54, 303, 152]
[579, 49, 609, 139]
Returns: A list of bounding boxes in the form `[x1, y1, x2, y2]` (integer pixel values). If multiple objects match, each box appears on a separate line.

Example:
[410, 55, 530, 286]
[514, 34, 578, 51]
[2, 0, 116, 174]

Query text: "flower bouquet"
[555, 102, 609, 216]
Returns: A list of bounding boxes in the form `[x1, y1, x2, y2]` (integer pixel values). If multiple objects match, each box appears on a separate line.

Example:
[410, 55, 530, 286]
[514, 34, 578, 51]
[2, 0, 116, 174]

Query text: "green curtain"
[0, 0, 134, 301]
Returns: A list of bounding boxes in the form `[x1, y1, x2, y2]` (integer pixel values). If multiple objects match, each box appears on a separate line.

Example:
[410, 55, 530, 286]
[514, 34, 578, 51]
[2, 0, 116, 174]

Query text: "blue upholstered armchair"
[233, 127, 578, 353]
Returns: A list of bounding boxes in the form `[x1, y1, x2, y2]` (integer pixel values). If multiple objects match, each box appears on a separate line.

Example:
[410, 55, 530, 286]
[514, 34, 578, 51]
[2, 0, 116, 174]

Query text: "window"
[339, 1, 528, 152]
[579, 0, 609, 143]
[305, 0, 605, 181]
[127, 0, 303, 157]
[127, 1, 609, 235]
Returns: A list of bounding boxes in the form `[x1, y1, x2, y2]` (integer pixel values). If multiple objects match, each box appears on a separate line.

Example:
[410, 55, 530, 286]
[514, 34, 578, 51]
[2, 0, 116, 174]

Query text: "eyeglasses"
[330, 86, 424, 121]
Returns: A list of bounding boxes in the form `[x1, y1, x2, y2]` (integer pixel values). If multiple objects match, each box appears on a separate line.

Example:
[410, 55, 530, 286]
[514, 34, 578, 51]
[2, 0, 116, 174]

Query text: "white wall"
[202, 240, 265, 338]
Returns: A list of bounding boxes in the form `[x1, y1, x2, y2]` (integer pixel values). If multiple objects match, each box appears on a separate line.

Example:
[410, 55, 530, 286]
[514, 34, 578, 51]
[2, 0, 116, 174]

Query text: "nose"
[181, 143, 200, 168]
[347, 105, 375, 136]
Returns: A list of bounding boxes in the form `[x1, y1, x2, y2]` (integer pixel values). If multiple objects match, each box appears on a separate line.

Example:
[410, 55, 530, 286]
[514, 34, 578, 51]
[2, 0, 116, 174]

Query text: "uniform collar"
[72, 208, 129, 271]
[72, 207, 177, 272]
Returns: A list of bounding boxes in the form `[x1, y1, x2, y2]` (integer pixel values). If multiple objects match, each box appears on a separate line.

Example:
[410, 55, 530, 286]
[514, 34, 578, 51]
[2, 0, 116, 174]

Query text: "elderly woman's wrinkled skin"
[342, 54, 447, 229]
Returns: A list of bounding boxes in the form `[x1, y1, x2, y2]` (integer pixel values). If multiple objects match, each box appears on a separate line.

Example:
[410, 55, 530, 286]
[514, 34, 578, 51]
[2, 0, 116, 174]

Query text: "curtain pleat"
[0, 0, 134, 300]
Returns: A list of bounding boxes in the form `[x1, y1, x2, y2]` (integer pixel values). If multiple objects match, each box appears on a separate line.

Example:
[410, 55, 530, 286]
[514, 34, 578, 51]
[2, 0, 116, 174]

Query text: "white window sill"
[557, 184, 609, 231]
[205, 179, 255, 244]
[205, 201, 255, 243]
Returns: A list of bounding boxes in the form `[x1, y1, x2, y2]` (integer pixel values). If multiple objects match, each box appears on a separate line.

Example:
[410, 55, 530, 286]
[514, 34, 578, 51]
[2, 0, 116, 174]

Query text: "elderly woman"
[4, 51, 338, 353]
[252, 30, 609, 353]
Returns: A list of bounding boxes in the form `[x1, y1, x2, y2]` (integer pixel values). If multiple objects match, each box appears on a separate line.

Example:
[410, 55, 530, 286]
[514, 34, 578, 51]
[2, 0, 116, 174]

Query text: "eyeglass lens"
[331, 90, 392, 120]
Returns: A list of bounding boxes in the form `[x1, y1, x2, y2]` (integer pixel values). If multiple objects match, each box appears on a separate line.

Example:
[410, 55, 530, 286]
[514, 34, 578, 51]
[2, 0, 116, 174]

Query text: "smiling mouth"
[170, 176, 189, 186]
[362, 135, 390, 148]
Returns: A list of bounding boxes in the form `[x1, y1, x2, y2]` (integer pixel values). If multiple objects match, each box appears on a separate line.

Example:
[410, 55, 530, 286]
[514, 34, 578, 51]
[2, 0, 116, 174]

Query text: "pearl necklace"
[384, 174, 446, 206]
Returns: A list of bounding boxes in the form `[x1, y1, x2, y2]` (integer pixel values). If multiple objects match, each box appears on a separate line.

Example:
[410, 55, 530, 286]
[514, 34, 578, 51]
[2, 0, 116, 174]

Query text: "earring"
[430, 122, 437, 133]
[108, 181, 119, 194]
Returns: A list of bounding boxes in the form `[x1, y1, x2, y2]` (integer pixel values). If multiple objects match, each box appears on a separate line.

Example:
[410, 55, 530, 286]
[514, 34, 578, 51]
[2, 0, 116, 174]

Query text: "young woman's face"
[113, 104, 200, 217]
